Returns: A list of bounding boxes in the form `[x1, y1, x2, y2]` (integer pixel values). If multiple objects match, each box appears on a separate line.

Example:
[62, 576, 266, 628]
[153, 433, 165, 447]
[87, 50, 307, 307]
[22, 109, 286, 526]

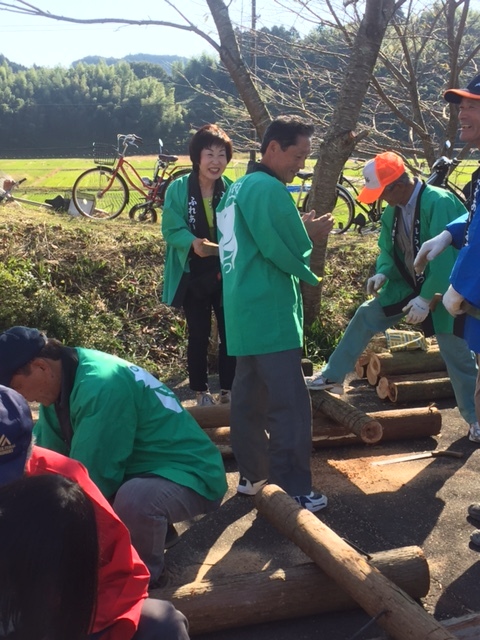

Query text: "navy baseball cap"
[444, 75, 480, 103]
[0, 326, 47, 387]
[0, 385, 34, 485]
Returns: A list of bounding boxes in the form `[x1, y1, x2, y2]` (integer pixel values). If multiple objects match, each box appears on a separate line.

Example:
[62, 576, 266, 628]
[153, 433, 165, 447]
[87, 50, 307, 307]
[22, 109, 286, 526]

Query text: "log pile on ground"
[354, 341, 453, 405]
[188, 404, 442, 456]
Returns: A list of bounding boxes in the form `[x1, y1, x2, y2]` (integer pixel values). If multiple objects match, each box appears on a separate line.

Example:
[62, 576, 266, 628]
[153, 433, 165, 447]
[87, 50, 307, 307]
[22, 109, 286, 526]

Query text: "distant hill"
[72, 53, 189, 74]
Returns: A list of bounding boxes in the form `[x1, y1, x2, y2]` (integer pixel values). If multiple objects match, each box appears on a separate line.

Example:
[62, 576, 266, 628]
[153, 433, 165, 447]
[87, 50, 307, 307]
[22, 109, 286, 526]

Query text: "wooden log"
[188, 404, 230, 429]
[376, 376, 391, 400]
[389, 377, 454, 404]
[310, 390, 383, 444]
[200, 407, 442, 456]
[370, 612, 480, 640]
[154, 546, 429, 635]
[355, 352, 370, 379]
[368, 348, 445, 381]
[255, 485, 456, 640]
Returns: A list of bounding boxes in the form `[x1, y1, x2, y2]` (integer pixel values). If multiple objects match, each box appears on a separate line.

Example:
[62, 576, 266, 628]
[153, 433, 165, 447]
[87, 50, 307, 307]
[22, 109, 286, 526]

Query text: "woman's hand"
[192, 237, 218, 257]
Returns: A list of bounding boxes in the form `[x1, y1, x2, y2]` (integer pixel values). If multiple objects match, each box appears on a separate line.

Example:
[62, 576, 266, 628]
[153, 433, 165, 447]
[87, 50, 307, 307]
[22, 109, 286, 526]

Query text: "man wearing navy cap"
[0, 384, 190, 639]
[414, 74, 480, 546]
[0, 326, 227, 587]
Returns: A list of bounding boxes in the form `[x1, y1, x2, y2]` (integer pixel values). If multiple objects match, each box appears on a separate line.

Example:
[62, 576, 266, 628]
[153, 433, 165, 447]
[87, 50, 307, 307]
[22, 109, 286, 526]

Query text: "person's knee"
[135, 598, 189, 640]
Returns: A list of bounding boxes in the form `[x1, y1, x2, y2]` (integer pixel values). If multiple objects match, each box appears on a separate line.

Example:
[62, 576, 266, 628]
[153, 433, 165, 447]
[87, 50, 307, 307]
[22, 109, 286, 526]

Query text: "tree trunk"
[154, 547, 429, 635]
[197, 406, 441, 456]
[302, 0, 401, 326]
[256, 485, 456, 640]
[389, 378, 454, 404]
[367, 348, 445, 384]
[310, 390, 383, 443]
[206, 0, 271, 138]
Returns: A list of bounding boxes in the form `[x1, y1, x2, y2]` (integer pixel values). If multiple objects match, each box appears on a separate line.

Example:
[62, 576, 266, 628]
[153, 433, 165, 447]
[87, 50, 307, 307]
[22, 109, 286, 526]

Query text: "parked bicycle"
[293, 147, 468, 235]
[71, 134, 191, 221]
[289, 170, 356, 234]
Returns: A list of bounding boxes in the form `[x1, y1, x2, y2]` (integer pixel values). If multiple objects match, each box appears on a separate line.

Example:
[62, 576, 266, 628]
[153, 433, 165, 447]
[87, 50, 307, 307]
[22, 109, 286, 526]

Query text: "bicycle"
[71, 134, 191, 221]
[290, 170, 357, 234]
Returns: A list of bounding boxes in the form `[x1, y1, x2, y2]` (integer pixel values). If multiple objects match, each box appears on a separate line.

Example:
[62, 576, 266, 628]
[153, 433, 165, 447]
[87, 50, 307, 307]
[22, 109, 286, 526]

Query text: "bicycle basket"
[93, 142, 117, 166]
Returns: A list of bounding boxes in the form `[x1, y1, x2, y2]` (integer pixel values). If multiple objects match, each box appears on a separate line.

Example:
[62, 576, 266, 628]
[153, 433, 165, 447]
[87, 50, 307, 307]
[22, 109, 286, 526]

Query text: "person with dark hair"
[413, 74, 480, 544]
[0, 384, 190, 640]
[162, 124, 236, 406]
[0, 474, 98, 640]
[216, 115, 334, 511]
[307, 151, 478, 436]
[0, 327, 227, 589]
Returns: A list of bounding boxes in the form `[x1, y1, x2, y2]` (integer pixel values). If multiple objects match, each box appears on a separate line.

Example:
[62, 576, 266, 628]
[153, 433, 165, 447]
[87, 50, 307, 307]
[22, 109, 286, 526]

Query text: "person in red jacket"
[0, 384, 189, 640]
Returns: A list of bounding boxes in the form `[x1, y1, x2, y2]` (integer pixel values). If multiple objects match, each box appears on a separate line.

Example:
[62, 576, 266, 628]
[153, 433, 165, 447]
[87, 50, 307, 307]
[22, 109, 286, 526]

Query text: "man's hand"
[302, 210, 334, 242]
[442, 285, 465, 317]
[414, 230, 453, 274]
[192, 237, 216, 258]
[402, 296, 431, 324]
[366, 274, 387, 297]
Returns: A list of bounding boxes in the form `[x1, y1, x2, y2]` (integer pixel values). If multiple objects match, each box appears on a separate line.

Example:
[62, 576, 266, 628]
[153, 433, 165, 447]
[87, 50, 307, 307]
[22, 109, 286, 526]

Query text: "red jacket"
[27, 446, 149, 640]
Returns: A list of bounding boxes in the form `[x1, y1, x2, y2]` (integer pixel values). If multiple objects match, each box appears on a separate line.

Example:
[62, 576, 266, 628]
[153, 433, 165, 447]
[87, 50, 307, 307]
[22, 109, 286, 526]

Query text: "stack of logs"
[356, 338, 453, 405]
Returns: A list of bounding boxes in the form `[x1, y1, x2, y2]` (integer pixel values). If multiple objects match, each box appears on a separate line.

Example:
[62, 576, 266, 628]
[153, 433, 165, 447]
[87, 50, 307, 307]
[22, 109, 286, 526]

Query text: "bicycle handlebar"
[117, 133, 143, 149]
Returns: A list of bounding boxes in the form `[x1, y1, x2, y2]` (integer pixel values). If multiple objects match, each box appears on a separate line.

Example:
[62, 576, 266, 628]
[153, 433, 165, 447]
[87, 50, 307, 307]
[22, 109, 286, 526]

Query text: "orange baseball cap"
[357, 151, 406, 204]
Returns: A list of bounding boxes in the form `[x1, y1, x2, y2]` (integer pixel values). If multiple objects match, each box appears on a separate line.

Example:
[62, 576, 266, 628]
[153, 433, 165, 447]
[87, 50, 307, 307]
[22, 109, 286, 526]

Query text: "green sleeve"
[241, 181, 320, 286]
[67, 377, 138, 497]
[161, 175, 196, 265]
[375, 206, 396, 280]
[419, 192, 466, 300]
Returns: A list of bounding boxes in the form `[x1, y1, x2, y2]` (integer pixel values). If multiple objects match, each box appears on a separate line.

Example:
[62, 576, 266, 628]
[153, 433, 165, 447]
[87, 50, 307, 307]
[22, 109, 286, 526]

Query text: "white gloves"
[402, 296, 431, 324]
[414, 230, 453, 274]
[366, 274, 387, 296]
[443, 285, 465, 317]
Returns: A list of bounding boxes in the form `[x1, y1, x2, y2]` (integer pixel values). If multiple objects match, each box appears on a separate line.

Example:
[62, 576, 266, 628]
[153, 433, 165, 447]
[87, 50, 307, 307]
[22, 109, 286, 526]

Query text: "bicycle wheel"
[72, 167, 128, 219]
[302, 183, 355, 234]
[156, 167, 192, 202]
[129, 202, 159, 223]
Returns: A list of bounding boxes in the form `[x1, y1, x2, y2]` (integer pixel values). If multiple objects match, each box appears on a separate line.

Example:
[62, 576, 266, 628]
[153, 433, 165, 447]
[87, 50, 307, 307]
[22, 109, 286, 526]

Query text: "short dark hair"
[0, 474, 98, 640]
[189, 124, 233, 171]
[13, 337, 64, 378]
[260, 116, 314, 155]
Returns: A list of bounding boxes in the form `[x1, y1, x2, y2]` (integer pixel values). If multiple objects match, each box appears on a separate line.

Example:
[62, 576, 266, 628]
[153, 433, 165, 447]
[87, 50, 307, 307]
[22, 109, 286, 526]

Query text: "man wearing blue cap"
[414, 74, 480, 546]
[0, 326, 227, 587]
[0, 384, 190, 639]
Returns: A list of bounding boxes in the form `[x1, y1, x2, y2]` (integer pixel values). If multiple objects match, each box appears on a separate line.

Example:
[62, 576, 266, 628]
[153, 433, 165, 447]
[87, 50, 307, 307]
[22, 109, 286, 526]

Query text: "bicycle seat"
[158, 154, 179, 163]
[296, 170, 314, 180]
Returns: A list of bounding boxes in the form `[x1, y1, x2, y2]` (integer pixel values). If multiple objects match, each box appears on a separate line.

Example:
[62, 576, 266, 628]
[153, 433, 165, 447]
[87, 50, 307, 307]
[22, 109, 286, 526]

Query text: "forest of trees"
[0, 2, 479, 159]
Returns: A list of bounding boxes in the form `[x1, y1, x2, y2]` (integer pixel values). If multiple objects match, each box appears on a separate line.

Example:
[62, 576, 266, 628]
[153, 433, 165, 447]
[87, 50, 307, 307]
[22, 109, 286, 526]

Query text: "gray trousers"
[89, 598, 190, 640]
[230, 348, 313, 496]
[113, 476, 221, 583]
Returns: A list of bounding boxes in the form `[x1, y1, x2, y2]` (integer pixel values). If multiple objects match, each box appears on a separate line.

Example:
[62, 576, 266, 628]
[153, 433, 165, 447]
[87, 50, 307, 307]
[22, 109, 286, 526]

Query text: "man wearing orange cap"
[307, 150, 478, 438]
[413, 74, 480, 544]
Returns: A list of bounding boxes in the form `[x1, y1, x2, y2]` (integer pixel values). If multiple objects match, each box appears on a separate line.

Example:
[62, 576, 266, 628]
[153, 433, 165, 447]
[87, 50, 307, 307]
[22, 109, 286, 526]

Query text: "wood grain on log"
[153, 546, 429, 635]
[255, 485, 455, 640]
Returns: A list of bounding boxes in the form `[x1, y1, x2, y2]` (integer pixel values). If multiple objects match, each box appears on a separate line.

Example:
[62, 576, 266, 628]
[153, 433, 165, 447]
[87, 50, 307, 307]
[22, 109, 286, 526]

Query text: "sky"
[0, 0, 316, 68]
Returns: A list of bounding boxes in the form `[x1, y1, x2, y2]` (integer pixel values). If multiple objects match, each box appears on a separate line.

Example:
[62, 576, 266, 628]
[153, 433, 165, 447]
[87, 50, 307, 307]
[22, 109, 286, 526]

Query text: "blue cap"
[0, 385, 34, 485]
[0, 326, 47, 387]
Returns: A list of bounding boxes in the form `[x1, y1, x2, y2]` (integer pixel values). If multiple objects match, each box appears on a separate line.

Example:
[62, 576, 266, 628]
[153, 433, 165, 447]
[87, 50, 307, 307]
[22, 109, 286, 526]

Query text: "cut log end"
[359, 420, 383, 444]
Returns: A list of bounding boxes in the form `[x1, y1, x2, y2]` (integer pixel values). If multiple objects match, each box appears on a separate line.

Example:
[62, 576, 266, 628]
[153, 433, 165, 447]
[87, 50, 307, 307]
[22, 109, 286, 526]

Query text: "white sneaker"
[293, 491, 328, 513]
[219, 389, 231, 404]
[305, 373, 342, 394]
[469, 422, 480, 443]
[196, 391, 216, 407]
[237, 477, 268, 496]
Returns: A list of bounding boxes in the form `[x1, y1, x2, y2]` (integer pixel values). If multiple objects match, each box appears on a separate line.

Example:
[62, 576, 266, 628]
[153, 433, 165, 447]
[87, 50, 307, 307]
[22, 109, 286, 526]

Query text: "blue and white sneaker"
[469, 422, 480, 443]
[294, 491, 328, 513]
